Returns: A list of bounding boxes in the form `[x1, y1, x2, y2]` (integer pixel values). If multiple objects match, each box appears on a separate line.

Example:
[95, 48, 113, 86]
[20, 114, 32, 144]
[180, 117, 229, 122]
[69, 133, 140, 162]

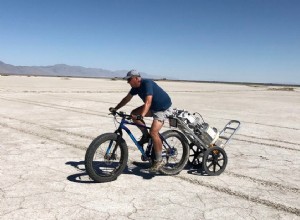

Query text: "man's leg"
[149, 119, 164, 164]
[131, 106, 152, 141]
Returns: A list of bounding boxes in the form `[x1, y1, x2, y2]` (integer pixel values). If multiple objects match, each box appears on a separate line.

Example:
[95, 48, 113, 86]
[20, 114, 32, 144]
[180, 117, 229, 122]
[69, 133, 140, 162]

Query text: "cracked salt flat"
[0, 76, 299, 220]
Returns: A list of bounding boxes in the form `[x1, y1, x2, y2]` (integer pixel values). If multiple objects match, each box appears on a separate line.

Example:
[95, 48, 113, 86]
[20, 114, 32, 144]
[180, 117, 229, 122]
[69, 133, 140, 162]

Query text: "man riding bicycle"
[109, 69, 173, 172]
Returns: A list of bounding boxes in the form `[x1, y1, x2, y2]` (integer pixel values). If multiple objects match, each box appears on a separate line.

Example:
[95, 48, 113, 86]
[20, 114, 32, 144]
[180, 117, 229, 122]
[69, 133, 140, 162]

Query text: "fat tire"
[85, 133, 128, 183]
[160, 130, 189, 175]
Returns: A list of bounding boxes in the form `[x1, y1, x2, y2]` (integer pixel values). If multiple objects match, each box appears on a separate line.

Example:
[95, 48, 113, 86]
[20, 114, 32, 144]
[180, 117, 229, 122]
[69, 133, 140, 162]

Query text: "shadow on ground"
[184, 163, 208, 176]
[66, 161, 207, 184]
[66, 161, 158, 184]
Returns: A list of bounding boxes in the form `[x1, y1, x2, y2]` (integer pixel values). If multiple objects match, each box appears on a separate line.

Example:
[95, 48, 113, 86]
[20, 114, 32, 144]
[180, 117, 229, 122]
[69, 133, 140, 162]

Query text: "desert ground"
[0, 75, 299, 220]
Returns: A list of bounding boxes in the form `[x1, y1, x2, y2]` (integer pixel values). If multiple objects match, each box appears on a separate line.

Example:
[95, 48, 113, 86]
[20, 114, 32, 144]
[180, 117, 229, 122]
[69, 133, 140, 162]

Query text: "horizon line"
[1, 72, 299, 87]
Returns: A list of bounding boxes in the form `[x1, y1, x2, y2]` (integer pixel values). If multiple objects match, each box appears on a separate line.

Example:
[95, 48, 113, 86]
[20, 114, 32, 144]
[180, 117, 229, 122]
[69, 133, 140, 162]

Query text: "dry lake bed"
[0, 75, 299, 220]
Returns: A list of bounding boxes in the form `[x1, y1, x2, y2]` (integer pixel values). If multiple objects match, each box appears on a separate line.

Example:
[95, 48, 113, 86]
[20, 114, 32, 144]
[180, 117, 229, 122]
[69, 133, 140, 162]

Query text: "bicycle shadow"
[65, 161, 94, 183]
[65, 161, 158, 183]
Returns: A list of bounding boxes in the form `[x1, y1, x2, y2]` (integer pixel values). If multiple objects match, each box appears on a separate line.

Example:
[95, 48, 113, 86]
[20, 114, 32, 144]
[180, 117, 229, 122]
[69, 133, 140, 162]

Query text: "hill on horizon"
[0, 60, 159, 79]
[1, 60, 299, 87]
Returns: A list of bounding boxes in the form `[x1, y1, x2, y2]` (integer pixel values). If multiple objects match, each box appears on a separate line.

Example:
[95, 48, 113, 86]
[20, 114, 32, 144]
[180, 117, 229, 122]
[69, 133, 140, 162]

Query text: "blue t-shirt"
[130, 79, 172, 111]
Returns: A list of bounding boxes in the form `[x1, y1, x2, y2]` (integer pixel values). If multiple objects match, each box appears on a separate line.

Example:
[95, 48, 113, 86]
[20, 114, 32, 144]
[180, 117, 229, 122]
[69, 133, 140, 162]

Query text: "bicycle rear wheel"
[85, 133, 128, 183]
[160, 130, 189, 175]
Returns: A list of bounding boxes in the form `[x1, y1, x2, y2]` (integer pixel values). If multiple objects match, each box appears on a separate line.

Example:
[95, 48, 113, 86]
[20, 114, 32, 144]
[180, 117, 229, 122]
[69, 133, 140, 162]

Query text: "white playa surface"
[0, 75, 299, 220]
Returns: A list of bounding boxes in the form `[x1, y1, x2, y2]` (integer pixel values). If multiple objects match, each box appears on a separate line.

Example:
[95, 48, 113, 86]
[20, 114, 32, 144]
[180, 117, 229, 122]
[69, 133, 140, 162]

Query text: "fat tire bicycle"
[85, 111, 189, 183]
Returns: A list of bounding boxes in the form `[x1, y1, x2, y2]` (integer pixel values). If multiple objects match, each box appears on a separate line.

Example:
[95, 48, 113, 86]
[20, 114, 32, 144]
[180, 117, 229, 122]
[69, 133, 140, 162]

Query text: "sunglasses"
[127, 77, 133, 83]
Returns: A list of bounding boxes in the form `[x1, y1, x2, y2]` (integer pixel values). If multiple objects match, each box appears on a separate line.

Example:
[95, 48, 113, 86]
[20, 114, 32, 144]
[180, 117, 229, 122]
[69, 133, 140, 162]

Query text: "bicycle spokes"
[163, 137, 182, 164]
[92, 140, 121, 175]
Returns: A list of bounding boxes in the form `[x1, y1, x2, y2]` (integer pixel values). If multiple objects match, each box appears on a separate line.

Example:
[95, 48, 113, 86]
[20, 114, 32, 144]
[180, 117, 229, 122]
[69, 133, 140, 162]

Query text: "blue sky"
[0, 0, 299, 84]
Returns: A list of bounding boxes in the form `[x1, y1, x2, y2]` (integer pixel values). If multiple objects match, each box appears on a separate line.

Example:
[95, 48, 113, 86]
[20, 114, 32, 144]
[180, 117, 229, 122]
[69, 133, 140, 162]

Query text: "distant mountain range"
[0, 60, 160, 79]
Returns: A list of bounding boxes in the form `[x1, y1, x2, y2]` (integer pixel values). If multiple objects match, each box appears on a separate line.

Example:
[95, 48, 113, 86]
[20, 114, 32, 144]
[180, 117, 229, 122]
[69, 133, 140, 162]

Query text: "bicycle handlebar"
[110, 110, 145, 122]
[109, 110, 132, 120]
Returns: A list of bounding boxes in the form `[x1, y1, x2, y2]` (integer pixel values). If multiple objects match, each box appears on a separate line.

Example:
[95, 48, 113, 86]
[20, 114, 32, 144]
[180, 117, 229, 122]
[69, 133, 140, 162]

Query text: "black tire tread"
[160, 130, 189, 175]
[85, 133, 128, 183]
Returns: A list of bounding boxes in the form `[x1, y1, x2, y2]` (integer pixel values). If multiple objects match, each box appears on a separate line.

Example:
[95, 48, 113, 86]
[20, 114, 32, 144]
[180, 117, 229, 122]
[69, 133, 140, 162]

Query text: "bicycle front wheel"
[85, 133, 128, 183]
[160, 130, 189, 175]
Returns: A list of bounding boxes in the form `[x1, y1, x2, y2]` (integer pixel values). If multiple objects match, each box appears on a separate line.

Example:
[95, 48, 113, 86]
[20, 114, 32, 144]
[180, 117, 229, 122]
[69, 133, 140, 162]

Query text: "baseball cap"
[123, 69, 140, 80]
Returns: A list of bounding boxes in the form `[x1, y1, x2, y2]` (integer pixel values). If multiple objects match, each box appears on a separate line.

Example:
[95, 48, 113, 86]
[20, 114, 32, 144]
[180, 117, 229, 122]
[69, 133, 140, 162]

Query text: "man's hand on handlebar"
[109, 108, 142, 120]
[109, 107, 117, 115]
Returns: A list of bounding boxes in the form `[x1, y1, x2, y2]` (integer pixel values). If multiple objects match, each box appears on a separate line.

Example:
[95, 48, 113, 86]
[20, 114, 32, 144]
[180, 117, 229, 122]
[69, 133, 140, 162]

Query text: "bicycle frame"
[107, 114, 172, 159]
[85, 111, 190, 182]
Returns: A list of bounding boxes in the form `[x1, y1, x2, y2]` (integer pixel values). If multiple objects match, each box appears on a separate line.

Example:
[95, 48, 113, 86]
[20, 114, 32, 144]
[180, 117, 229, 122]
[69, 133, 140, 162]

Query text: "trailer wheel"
[202, 146, 227, 176]
[188, 143, 204, 168]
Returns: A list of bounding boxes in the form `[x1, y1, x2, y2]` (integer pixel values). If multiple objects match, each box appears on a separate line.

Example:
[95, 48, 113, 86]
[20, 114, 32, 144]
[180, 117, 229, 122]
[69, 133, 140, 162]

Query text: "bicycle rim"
[161, 131, 188, 174]
[91, 139, 123, 177]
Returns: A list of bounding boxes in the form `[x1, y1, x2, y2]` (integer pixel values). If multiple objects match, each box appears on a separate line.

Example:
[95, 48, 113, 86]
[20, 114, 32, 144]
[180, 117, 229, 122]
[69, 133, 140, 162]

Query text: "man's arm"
[140, 95, 152, 117]
[114, 93, 133, 110]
